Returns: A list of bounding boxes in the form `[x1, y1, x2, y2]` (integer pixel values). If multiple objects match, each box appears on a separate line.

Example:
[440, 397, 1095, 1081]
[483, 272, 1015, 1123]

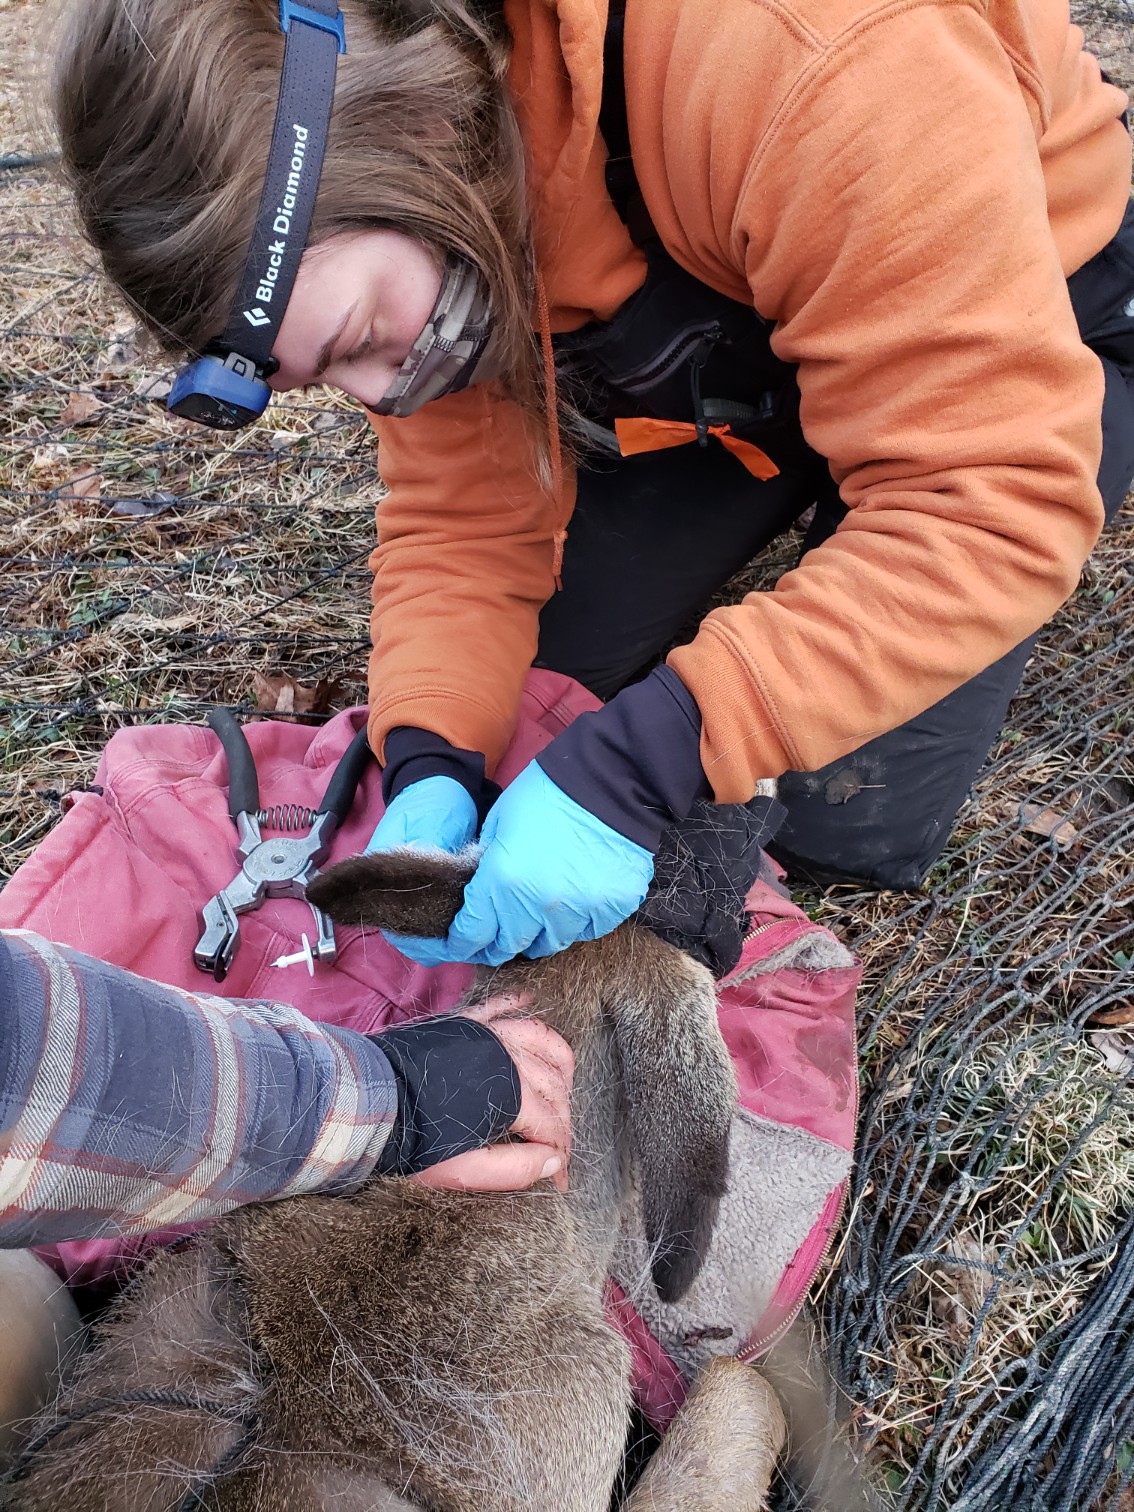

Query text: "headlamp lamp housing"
[168, 352, 273, 430]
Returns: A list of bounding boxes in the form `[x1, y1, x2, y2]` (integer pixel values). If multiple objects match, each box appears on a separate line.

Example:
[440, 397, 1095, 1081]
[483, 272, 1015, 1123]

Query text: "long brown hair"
[52, 0, 542, 417]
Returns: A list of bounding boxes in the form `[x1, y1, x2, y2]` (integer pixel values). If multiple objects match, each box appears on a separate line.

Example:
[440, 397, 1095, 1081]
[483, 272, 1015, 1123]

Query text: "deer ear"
[307, 849, 477, 938]
[610, 937, 736, 1303]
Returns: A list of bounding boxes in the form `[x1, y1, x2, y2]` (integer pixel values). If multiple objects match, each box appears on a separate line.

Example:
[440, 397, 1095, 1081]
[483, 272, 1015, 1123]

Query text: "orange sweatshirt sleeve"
[666, 3, 1115, 801]
[366, 381, 561, 768]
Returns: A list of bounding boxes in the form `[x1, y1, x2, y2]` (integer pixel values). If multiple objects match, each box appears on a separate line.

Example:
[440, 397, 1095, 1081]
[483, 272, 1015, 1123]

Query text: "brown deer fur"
[7, 849, 787, 1511]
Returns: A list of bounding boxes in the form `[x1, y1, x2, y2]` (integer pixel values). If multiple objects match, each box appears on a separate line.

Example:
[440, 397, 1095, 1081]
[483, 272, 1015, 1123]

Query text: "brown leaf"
[61, 391, 102, 426]
[252, 672, 343, 716]
[824, 769, 862, 806]
[60, 469, 102, 502]
[1019, 802, 1079, 850]
[1094, 1010, 1134, 1034]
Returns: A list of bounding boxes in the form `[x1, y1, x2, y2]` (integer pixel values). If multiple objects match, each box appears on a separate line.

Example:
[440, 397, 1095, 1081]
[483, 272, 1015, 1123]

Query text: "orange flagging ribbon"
[614, 417, 780, 481]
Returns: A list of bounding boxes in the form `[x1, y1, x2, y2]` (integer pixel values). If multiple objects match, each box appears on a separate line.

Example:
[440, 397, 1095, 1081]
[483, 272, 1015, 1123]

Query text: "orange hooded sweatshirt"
[366, 0, 1131, 802]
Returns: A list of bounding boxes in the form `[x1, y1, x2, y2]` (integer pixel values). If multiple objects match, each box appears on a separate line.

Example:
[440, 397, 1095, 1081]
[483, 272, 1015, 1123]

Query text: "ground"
[1, 2, 1132, 1507]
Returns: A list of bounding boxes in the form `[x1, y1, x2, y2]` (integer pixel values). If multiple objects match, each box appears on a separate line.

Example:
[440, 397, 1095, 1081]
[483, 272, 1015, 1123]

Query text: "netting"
[813, 556, 1134, 1509]
[2, 3, 1133, 1508]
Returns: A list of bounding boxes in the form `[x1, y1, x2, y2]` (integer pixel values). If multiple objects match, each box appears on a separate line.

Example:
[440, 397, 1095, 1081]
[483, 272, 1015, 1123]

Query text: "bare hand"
[412, 995, 573, 1195]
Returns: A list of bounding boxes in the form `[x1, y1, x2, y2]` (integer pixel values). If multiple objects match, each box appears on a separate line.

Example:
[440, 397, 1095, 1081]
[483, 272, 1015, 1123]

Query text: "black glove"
[370, 1017, 521, 1177]
[635, 794, 786, 978]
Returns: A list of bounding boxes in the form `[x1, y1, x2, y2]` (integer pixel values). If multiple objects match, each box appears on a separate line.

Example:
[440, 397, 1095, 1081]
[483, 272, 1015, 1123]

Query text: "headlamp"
[168, 0, 346, 429]
[169, 0, 500, 431]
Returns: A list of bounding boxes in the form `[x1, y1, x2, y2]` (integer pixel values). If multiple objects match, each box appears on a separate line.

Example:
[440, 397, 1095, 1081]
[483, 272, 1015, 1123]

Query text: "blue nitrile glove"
[365, 726, 495, 856]
[365, 775, 477, 854]
[394, 762, 654, 967]
[388, 666, 711, 967]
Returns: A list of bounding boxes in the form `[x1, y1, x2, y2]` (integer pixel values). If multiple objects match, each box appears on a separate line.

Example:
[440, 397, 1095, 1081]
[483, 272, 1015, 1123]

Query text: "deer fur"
[5, 849, 786, 1511]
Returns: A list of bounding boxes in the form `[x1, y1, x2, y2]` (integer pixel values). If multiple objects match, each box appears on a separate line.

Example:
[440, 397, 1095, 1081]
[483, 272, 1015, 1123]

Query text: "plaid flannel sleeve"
[0, 928, 398, 1246]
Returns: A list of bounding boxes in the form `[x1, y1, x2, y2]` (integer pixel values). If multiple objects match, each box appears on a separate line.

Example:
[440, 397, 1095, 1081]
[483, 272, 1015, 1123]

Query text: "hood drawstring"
[536, 271, 569, 591]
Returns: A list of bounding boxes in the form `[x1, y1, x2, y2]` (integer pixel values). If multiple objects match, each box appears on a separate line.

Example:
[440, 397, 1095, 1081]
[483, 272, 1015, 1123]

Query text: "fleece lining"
[613, 1105, 851, 1379]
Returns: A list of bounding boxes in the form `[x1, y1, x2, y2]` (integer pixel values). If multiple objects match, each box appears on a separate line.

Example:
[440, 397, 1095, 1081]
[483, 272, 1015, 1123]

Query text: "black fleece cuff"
[536, 666, 710, 852]
[382, 727, 500, 828]
[369, 1017, 522, 1177]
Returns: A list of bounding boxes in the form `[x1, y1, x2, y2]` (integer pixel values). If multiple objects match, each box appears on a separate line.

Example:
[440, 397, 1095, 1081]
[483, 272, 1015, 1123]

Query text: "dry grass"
[1, 0, 377, 869]
[2, 1, 1134, 1506]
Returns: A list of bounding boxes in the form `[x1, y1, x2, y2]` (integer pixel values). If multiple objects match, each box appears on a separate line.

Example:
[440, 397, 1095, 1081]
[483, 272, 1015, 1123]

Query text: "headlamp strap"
[215, 0, 346, 372]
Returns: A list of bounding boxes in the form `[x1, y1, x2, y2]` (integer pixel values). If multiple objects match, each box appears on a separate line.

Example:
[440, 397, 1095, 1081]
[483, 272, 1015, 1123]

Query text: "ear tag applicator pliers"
[194, 709, 374, 981]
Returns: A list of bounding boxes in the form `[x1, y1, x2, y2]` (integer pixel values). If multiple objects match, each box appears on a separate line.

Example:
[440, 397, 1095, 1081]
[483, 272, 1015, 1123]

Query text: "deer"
[4, 846, 786, 1511]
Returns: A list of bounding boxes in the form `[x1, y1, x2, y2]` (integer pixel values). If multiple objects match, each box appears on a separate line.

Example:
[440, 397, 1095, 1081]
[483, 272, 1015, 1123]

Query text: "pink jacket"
[0, 670, 860, 1423]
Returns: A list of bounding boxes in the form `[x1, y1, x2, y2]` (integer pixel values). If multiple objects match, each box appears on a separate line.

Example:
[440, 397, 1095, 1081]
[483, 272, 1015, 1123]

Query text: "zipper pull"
[689, 327, 723, 447]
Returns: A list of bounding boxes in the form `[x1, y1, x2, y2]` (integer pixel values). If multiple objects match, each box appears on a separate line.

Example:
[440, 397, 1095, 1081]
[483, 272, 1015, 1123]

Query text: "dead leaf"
[111, 492, 176, 519]
[252, 672, 343, 717]
[1089, 1029, 1134, 1075]
[135, 373, 173, 402]
[112, 610, 197, 633]
[311, 410, 348, 435]
[1090, 1004, 1134, 1029]
[1019, 803, 1079, 850]
[824, 769, 863, 806]
[61, 391, 102, 426]
[60, 469, 102, 502]
[928, 1236, 994, 1327]
[270, 430, 304, 450]
[30, 443, 70, 472]
[944, 1236, 994, 1318]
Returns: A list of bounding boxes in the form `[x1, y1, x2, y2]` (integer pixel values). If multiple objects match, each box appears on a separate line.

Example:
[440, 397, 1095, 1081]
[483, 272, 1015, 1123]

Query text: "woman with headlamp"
[54, 0, 1134, 966]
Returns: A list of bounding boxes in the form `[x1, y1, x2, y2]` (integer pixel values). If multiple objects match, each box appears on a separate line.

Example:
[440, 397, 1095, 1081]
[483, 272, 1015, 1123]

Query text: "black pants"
[536, 205, 1134, 890]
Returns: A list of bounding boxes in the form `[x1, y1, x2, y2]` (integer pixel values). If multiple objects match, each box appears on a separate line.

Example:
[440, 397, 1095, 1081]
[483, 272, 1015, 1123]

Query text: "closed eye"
[341, 331, 373, 365]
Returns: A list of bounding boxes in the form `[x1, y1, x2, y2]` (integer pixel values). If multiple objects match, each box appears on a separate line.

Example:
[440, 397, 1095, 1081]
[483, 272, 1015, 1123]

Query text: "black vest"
[551, 0, 818, 472]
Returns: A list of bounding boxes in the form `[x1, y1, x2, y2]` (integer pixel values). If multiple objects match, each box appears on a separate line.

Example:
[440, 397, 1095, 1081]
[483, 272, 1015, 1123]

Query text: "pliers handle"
[195, 711, 374, 980]
[207, 709, 373, 830]
[208, 708, 262, 824]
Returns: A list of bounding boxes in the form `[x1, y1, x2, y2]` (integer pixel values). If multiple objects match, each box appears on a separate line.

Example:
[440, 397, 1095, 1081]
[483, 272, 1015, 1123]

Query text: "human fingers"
[411, 1144, 568, 1194]
[452, 1003, 574, 1169]
[459, 997, 575, 1078]
[435, 1012, 571, 1174]
[508, 1073, 573, 1171]
[457, 991, 534, 1025]
[445, 872, 537, 966]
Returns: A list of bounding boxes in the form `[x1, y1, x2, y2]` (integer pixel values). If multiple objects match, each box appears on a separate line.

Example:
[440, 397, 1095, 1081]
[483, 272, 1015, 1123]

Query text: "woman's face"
[270, 228, 443, 409]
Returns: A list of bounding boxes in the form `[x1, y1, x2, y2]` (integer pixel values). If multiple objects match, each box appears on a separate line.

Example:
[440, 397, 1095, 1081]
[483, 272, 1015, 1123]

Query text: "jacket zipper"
[721, 913, 808, 978]
[737, 1179, 850, 1363]
[617, 322, 724, 394]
